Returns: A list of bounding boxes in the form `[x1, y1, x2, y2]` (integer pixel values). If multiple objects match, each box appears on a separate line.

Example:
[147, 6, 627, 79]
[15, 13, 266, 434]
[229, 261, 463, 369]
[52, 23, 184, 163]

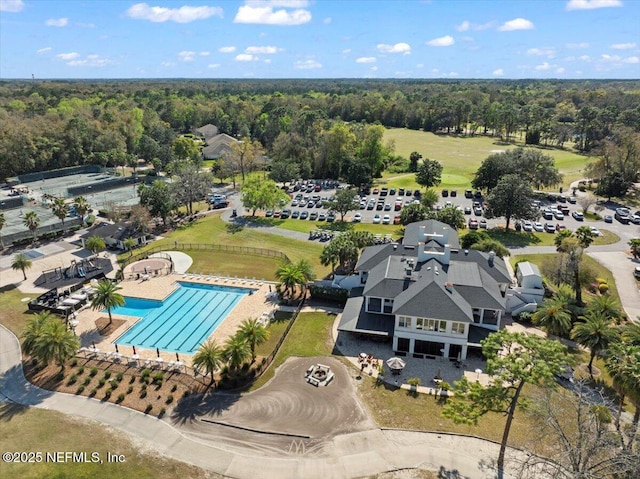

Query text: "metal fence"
[3, 217, 83, 246]
[259, 298, 305, 376]
[120, 243, 290, 269]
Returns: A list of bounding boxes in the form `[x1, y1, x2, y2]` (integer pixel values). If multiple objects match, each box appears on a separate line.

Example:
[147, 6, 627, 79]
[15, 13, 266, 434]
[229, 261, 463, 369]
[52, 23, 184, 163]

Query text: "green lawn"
[0, 285, 37, 337]
[245, 216, 403, 238]
[0, 407, 212, 479]
[250, 311, 335, 390]
[510, 253, 620, 304]
[459, 226, 619, 248]
[383, 129, 592, 191]
[130, 214, 330, 278]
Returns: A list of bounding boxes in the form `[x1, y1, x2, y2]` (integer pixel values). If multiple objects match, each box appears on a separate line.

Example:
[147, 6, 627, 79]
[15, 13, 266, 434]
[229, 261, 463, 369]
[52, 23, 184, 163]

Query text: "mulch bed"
[95, 317, 126, 336]
[23, 355, 208, 418]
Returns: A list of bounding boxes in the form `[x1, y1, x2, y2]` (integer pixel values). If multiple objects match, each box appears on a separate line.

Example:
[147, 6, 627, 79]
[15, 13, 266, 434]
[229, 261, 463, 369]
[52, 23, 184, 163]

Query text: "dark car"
[465, 189, 473, 198]
[604, 214, 613, 223]
[405, 189, 412, 196]
[300, 210, 309, 219]
[474, 190, 482, 199]
[327, 212, 336, 222]
[309, 211, 318, 220]
[280, 209, 291, 219]
[615, 208, 631, 224]
[450, 190, 457, 197]
[442, 189, 449, 197]
[389, 188, 396, 195]
[291, 210, 300, 219]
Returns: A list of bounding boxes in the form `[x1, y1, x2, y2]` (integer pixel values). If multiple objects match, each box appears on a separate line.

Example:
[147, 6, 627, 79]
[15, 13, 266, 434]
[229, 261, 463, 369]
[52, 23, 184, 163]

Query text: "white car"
[382, 214, 391, 224]
[533, 222, 544, 232]
[372, 214, 381, 224]
[589, 226, 602, 236]
[352, 213, 362, 223]
[522, 221, 533, 232]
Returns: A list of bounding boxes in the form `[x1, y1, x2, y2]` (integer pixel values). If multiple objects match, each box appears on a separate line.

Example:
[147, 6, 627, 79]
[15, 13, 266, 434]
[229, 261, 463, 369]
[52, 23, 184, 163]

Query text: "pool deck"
[73, 273, 277, 366]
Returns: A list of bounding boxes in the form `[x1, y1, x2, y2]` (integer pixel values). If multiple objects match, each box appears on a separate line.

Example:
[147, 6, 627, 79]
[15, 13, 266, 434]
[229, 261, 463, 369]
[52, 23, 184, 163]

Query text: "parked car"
[604, 214, 613, 223]
[389, 188, 396, 195]
[615, 207, 631, 224]
[568, 196, 577, 204]
[465, 189, 473, 198]
[474, 206, 483, 216]
[522, 221, 533, 232]
[589, 226, 601, 236]
[479, 219, 487, 229]
[544, 222, 556, 233]
[352, 213, 362, 223]
[265, 209, 273, 217]
[280, 209, 291, 219]
[553, 210, 565, 220]
[300, 210, 309, 220]
[464, 206, 472, 215]
[442, 189, 449, 197]
[468, 218, 479, 229]
[382, 214, 391, 224]
[533, 222, 544, 232]
[393, 214, 401, 224]
[543, 209, 554, 220]
[309, 211, 318, 220]
[373, 214, 381, 224]
[635, 266, 640, 279]
[398, 188, 405, 195]
[632, 215, 640, 225]
[571, 211, 584, 221]
[450, 190, 457, 197]
[405, 189, 412, 196]
[384, 203, 392, 211]
[291, 210, 300, 219]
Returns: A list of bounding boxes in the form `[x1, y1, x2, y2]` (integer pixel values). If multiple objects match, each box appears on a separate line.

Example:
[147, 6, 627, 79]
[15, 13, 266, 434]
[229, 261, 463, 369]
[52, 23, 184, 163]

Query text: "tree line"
[1, 79, 639, 182]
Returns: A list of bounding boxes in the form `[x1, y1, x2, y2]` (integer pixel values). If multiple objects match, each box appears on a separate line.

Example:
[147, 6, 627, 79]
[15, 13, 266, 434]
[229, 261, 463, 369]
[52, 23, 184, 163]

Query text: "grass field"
[383, 129, 592, 191]
[243, 215, 404, 238]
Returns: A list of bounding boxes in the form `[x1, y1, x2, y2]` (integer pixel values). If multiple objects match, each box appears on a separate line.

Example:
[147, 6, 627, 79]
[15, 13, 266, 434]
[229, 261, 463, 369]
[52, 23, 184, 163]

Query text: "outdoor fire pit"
[305, 363, 334, 387]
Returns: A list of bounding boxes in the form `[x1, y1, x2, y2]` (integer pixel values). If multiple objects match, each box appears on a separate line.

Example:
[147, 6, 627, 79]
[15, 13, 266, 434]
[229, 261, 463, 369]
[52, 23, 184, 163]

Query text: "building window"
[383, 298, 394, 314]
[425, 319, 447, 332]
[398, 316, 411, 328]
[416, 318, 424, 330]
[451, 322, 466, 335]
[397, 337, 410, 352]
[368, 297, 381, 313]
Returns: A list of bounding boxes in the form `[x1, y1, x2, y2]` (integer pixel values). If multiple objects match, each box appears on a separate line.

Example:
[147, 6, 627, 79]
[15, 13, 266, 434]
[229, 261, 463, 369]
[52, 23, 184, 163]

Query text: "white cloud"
[0, 0, 24, 12]
[566, 42, 589, 49]
[245, 45, 281, 54]
[294, 59, 322, 69]
[456, 21, 470, 32]
[208, 63, 220, 68]
[355, 57, 377, 63]
[556, 67, 566, 74]
[526, 47, 556, 58]
[263, 58, 272, 63]
[178, 51, 197, 61]
[56, 52, 80, 61]
[455, 20, 494, 32]
[46, 18, 69, 27]
[493, 68, 504, 76]
[36, 47, 52, 55]
[370, 66, 379, 71]
[377, 42, 411, 55]
[579, 55, 591, 61]
[342, 48, 351, 54]
[219, 46, 236, 53]
[566, 0, 622, 10]
[498, 18, 534, 31]
[611, 42, 637, 50]
[200, 51, 210, 56]
[233, 3, 311, 25]
[623, 56, 639, 63]
[235, 53, 258, 61]
[323, 17, 332, 24]
[426, 35, 455, 47]
[161, 61, 175, 67]
[535, 62, 552, 70]
[126, 3, 223, 23]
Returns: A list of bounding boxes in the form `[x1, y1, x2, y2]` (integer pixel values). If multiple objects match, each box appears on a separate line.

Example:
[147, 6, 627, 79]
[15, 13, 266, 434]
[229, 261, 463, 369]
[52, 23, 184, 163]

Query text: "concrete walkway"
[150, 250, 193, 274]
[1, 323, 529, 479]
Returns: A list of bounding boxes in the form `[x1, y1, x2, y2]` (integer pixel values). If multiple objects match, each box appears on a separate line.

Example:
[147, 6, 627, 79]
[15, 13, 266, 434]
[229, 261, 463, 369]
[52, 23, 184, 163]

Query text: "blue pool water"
[112, 282, 253, 354]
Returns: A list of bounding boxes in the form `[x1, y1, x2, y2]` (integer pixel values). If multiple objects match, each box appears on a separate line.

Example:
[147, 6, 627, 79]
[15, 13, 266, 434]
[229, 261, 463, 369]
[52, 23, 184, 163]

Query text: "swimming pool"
[112, 282, 253, 354]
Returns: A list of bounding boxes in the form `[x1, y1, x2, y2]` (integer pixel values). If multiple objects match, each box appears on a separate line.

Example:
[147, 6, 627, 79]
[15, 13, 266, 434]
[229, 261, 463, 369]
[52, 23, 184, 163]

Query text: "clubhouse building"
[337, 220, 512, 360]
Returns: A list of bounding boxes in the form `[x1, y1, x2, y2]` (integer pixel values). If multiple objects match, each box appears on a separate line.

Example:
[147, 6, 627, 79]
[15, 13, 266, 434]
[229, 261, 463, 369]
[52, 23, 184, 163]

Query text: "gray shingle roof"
[79, 222, 141, 241]
[195, 124, 219, 141]
[337, 296, 395, 336]
[202, 133, 239, 159]
[450, 249, 511, 284]
[403, 219, 460, 248]
[393, 278, 474, 323]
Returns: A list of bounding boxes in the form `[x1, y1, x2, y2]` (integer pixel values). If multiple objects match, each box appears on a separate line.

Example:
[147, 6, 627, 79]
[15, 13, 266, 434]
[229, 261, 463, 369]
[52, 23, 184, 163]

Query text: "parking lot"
[261, 181, 639, 238]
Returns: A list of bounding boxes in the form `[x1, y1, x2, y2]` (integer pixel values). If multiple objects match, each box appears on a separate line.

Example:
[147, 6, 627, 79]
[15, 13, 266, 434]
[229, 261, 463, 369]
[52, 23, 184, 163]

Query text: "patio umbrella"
[91, 341, 96, 349]
[115, 344, 119, 353]
[156, 347, 160, 357]
[386, 357, 406, 371]
[133, 346, 136, 355]
[175, 352, 180, 362]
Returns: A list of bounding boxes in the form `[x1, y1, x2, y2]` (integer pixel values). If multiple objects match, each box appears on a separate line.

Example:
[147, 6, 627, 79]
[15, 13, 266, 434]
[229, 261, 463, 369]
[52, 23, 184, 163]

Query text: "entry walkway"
[1, 324, 530, 479]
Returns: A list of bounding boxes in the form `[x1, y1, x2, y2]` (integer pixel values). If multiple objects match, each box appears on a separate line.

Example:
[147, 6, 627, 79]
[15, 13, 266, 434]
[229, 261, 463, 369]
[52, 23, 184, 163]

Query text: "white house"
[337, 220, 512, 360]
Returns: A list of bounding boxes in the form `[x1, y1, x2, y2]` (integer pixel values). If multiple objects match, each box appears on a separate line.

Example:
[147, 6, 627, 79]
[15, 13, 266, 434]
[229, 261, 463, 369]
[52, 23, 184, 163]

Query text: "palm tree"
[622, 322, 640, 346]
[50, 197, 68, 226]
[23, 210, 40, 243]
[123, 237, 136, 257]
[85, 236, 106, 255]
[571, 311, 620, 376]
[223, 333, 250, 373]
[193, 340, 224, 386]
[35, 316, 80, 371]
[11, 253, 32, 281]
[275, 261, 304, 299]
[0, 211, 5, 249]
[22, 311, 52, 356]
[575, 225, 596, 249]
[606, 342, 640, 444]
[90, 279, 125, 326]
[74, 196, 90, 225]
[586, 295, 622, 323]
[320, 242, 340, 276]
[532, 298, 572, 337]
[237, 318, 270, 362]
[295, 259, 315, 296]
[628, 238, 640, 259]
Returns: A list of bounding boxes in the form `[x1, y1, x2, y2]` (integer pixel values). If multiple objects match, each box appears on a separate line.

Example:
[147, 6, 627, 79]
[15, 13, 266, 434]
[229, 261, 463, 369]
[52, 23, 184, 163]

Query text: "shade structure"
[386, 357, 406, 371]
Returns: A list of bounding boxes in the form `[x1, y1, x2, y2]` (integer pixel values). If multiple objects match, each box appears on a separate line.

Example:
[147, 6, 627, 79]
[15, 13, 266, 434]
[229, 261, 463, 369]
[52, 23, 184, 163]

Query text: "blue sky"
[1, 0, 639, 79]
